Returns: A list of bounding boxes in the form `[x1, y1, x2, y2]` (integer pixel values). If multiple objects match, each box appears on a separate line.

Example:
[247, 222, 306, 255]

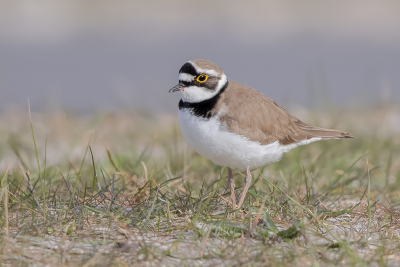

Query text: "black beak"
[169, 83, 185, 93]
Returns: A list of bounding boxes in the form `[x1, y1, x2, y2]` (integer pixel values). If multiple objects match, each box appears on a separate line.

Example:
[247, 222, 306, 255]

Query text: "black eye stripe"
[179, 81, 191, 86]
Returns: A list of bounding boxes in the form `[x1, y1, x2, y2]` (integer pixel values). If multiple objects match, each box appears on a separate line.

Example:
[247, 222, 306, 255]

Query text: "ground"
[0, 106, 399, 266]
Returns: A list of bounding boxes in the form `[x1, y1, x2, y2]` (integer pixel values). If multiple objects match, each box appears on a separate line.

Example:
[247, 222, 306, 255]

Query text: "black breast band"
[178, 82, 228, 119]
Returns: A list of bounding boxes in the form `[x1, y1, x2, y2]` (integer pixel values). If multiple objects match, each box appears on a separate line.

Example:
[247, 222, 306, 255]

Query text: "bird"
[169, 59, 353, 210]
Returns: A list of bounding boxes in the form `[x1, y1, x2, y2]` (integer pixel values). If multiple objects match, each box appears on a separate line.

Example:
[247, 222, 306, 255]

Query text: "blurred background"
[0, 0, 399, 114]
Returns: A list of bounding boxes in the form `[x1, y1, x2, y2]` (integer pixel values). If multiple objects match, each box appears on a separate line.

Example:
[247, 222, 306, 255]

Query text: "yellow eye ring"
[196, 74, 208, 83]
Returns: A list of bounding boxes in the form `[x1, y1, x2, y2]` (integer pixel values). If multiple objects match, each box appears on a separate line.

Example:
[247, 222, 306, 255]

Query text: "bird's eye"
[196, 74, 208, 83]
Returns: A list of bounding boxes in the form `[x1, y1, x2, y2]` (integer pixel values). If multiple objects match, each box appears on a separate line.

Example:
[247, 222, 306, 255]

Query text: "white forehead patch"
[179, 73, 195, 82]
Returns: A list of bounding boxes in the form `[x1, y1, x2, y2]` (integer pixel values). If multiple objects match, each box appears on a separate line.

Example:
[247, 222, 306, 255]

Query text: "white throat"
[180, 74, 227, 103]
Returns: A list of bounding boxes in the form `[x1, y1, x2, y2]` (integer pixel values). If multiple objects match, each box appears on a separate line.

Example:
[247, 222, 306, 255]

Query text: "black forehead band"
[179, 62, 198, 76]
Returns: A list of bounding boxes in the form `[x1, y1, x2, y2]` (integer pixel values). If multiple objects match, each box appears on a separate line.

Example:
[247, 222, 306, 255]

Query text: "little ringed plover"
[169, 59, 353, 209]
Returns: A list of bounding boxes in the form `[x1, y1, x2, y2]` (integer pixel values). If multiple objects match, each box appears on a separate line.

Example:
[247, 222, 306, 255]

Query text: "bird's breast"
[177, 108, 290, 169]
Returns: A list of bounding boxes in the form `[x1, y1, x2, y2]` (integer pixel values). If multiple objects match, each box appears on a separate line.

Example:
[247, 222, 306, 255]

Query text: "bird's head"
[169, 59, 228, 103]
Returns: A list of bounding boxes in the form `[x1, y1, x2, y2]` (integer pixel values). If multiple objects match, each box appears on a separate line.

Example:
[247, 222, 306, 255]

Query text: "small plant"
[0, 106, 399, 266]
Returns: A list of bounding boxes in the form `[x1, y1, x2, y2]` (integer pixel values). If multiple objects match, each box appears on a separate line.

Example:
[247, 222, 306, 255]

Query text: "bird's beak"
[169, 83, 185, 93]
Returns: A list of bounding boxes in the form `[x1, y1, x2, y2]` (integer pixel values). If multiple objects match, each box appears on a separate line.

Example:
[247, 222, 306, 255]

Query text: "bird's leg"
[237, 168, 252, 209]
[227, 167, 237, 209]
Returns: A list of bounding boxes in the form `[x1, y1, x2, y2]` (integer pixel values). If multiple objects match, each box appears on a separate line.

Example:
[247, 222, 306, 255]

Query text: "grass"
[0, 105, 399, 266]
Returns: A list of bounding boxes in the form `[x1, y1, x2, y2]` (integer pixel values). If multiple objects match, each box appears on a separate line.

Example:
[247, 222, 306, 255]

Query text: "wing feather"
[219, 81, 353, 145]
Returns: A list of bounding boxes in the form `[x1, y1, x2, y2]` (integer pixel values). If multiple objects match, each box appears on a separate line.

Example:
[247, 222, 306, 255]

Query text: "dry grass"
[0, 105, 399, 266]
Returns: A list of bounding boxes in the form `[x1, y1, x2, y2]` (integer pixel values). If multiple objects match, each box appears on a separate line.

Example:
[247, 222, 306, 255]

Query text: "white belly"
[178, 109, 321, 169]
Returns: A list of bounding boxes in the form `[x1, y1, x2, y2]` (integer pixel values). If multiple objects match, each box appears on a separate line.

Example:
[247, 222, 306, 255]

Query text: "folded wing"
[220, 81, 354, 146]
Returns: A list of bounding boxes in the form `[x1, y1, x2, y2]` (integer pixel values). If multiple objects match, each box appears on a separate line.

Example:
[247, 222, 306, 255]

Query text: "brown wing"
[219, 81, 353, 145]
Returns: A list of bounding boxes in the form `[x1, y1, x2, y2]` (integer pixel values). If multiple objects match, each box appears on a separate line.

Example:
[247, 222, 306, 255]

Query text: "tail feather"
[296, 124, 355, 139]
